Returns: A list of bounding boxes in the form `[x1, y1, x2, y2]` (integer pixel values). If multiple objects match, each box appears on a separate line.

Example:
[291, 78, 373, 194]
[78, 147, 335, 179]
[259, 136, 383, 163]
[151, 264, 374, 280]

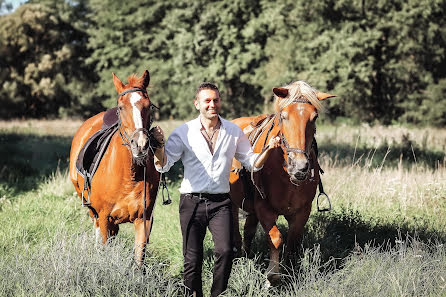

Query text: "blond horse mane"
[274, 81, 324, 113]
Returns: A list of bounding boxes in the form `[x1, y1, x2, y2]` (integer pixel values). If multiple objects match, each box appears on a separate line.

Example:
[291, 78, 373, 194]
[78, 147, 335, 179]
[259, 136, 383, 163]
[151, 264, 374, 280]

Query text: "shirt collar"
[194, 115, 226, 130]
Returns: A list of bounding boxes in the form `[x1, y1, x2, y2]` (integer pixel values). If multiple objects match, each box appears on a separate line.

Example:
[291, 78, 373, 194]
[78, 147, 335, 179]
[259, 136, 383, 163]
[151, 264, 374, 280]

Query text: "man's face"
[194, 89, 221, 120]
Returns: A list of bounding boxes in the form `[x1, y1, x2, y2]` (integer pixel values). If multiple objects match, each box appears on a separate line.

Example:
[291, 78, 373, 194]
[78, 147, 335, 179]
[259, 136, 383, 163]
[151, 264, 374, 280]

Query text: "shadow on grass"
[241, 208, 446, 273]
[0, 132, 72, 195]
[303, 209, 446, 262]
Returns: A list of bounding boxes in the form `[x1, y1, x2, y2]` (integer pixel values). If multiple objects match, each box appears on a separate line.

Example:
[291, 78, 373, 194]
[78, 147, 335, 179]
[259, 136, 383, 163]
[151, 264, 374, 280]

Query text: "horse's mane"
[126, 74, 145, 88]
[274, 81, 324, 113]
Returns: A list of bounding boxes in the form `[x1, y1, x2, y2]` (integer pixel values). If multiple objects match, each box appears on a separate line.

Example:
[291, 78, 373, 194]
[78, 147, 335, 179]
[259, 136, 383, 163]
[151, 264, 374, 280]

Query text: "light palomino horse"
[229, 81, 336, 282]
[69, 70, 160, 264]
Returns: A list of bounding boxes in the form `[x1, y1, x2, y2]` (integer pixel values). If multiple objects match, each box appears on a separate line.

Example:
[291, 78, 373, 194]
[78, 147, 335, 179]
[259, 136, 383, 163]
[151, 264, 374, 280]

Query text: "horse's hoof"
[266, 272, 280, 286]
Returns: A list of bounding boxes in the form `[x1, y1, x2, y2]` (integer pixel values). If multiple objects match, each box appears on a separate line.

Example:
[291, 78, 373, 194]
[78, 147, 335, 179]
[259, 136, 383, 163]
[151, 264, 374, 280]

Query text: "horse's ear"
[112, 73, 125, 94]
[273, 87, 288, 98]
[141, 70, 150, 89]
[316, 91, 336, 101]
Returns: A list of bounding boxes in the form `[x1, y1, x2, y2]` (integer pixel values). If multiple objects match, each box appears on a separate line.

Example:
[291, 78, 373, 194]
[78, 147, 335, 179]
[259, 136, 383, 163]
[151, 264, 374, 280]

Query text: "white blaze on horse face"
[297, 105, 306, 116]
[130, 92, 144, 129]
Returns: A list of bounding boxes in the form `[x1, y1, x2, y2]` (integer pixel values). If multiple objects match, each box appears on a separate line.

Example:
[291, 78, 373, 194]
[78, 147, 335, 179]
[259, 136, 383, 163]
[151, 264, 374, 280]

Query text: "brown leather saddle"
[75, 107, 119, 205]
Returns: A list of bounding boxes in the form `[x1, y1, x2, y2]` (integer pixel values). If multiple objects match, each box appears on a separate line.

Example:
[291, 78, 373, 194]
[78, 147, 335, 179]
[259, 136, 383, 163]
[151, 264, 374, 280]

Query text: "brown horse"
[69, 70, 160, 264]
[229, 81, 336, 282]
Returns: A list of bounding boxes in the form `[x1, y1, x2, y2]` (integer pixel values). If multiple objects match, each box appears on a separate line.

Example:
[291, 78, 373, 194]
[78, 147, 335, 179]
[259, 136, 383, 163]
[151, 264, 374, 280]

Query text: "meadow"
[0, 119, 445, 297]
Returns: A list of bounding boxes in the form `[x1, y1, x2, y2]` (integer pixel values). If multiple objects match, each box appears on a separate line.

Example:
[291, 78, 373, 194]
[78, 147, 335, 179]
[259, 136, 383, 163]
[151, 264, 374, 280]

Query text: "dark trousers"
[179, 193, 234, 297]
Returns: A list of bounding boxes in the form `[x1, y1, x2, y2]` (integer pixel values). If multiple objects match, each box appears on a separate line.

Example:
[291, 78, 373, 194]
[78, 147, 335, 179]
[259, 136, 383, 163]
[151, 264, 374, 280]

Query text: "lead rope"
[157, 142, 171, 206]
[143, 166, 147, 243]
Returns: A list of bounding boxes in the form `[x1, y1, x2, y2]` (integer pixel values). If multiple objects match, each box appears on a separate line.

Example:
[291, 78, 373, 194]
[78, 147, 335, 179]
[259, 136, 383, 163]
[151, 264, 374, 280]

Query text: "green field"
[0, 119, 445, 297]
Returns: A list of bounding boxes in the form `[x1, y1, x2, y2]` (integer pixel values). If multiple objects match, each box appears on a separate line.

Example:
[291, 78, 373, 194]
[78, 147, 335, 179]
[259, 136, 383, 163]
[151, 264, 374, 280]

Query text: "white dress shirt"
[155, 116, 261, 194]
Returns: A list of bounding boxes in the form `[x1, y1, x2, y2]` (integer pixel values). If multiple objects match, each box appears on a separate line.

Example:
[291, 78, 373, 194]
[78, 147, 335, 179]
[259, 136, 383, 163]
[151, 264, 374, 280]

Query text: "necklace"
[203, 126, 218, 142]
[200, 119, 220, 153]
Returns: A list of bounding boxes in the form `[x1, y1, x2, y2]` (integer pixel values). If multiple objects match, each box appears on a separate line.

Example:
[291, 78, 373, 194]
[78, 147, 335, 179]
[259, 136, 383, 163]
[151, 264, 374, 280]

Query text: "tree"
[0, 2, 99, 118]
[255, 0, 446, 125]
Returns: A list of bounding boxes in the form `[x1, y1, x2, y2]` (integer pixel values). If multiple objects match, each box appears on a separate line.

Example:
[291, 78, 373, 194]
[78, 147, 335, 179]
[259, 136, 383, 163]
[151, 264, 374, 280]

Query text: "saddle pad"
[75, 108, 119, 180]
[102, 107, 119, 129]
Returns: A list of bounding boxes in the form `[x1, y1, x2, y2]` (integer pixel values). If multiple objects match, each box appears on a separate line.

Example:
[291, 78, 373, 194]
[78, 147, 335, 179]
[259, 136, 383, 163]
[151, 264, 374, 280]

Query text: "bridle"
[269, 97, 314, 179]
[277, 119, 313, 182]
[247, 96, 331, 211]
[251, 97, 315, 198]
[116, 87, 160, 164]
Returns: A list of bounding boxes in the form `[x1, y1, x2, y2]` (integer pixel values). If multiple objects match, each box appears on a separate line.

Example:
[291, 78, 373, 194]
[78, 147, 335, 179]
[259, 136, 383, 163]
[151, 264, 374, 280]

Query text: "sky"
[1, 0, 23, 14]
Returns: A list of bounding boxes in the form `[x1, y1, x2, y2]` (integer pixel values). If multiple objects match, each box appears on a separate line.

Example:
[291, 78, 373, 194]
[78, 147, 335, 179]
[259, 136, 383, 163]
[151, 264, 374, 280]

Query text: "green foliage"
[257, 0, 446, 125]
[0, 1, 100, 118]
[0, 0, 445, 125]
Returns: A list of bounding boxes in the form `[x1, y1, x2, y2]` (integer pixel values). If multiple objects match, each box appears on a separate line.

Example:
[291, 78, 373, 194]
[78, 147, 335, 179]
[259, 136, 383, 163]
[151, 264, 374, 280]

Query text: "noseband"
[116, 87, 159, 164]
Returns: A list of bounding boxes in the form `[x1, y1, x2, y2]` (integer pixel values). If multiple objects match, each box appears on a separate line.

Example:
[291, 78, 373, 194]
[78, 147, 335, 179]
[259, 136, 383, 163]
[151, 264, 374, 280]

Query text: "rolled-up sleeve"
[234, 130, 262, 172]
[154, 129, 183, 173]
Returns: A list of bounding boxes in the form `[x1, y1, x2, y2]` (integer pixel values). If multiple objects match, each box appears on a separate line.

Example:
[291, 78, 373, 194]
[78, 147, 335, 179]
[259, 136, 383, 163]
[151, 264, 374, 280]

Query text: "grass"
[0, 119, 445, 296]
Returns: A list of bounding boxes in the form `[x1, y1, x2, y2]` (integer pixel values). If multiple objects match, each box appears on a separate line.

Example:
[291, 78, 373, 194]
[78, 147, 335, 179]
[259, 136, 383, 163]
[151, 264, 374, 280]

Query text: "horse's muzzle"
[130, 132, 150, 159]
[287, 157, 309, 181]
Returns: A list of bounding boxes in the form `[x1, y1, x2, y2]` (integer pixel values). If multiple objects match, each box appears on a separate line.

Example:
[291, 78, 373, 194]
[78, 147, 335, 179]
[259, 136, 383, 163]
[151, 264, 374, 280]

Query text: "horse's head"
[273, 81, 336, 182]
[113, 70, 156, 163]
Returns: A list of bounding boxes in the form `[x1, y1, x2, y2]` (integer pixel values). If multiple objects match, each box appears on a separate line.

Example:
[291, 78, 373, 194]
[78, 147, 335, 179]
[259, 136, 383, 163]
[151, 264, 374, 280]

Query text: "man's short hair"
[195, 82, 220, 99]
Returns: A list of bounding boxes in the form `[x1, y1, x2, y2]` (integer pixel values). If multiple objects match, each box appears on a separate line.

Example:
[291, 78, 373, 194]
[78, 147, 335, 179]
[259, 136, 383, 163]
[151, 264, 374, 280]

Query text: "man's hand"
[152, 126, 165, 147]
[254, 136, 281, 169]
[152, 126, 166, 168]
[268, 136, 281, 149]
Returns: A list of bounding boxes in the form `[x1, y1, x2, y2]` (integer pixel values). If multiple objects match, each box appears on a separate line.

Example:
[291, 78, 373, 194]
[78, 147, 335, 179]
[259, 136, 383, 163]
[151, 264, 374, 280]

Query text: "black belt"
[188, 193, 229, 202]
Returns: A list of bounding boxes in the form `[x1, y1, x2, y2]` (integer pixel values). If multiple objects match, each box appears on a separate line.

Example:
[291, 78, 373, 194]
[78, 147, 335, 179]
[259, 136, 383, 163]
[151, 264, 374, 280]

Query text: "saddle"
[75, 107, 119, 206]
[232, 114, 276, 210]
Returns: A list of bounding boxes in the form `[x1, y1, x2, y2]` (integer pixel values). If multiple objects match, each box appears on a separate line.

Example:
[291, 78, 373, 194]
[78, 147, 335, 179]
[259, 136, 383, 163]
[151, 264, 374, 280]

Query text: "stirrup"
[317, 192, 331, 212]
[81, 189, 91, 207]
[81, 173, 92, 207]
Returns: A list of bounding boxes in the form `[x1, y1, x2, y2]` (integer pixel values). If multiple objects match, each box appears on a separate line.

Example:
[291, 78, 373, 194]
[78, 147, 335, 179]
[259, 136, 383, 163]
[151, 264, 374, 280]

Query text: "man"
[152, 82, 279, 297]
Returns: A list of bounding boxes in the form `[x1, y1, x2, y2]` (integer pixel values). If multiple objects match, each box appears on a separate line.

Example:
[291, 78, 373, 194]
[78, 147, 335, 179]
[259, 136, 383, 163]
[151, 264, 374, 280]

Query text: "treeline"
[0, 0, 445, 125]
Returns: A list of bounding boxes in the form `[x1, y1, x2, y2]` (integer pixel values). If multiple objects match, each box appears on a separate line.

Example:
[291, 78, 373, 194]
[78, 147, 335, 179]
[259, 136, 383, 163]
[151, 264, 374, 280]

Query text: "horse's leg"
[255, 201, 282, 284]
[134, 217, 152, 266]
[97, 212, 119, 244]
[93, 217, 101, 243]
[284, 205, 312, 261]
[231, 205, 242, 257]
[243, 213, 258, 256]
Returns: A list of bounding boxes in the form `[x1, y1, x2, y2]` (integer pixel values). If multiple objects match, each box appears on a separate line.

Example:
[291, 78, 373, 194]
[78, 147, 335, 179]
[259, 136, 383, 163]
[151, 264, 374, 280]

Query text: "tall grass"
[0, 231, 184, 297]
[0, 120, 445, 296]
